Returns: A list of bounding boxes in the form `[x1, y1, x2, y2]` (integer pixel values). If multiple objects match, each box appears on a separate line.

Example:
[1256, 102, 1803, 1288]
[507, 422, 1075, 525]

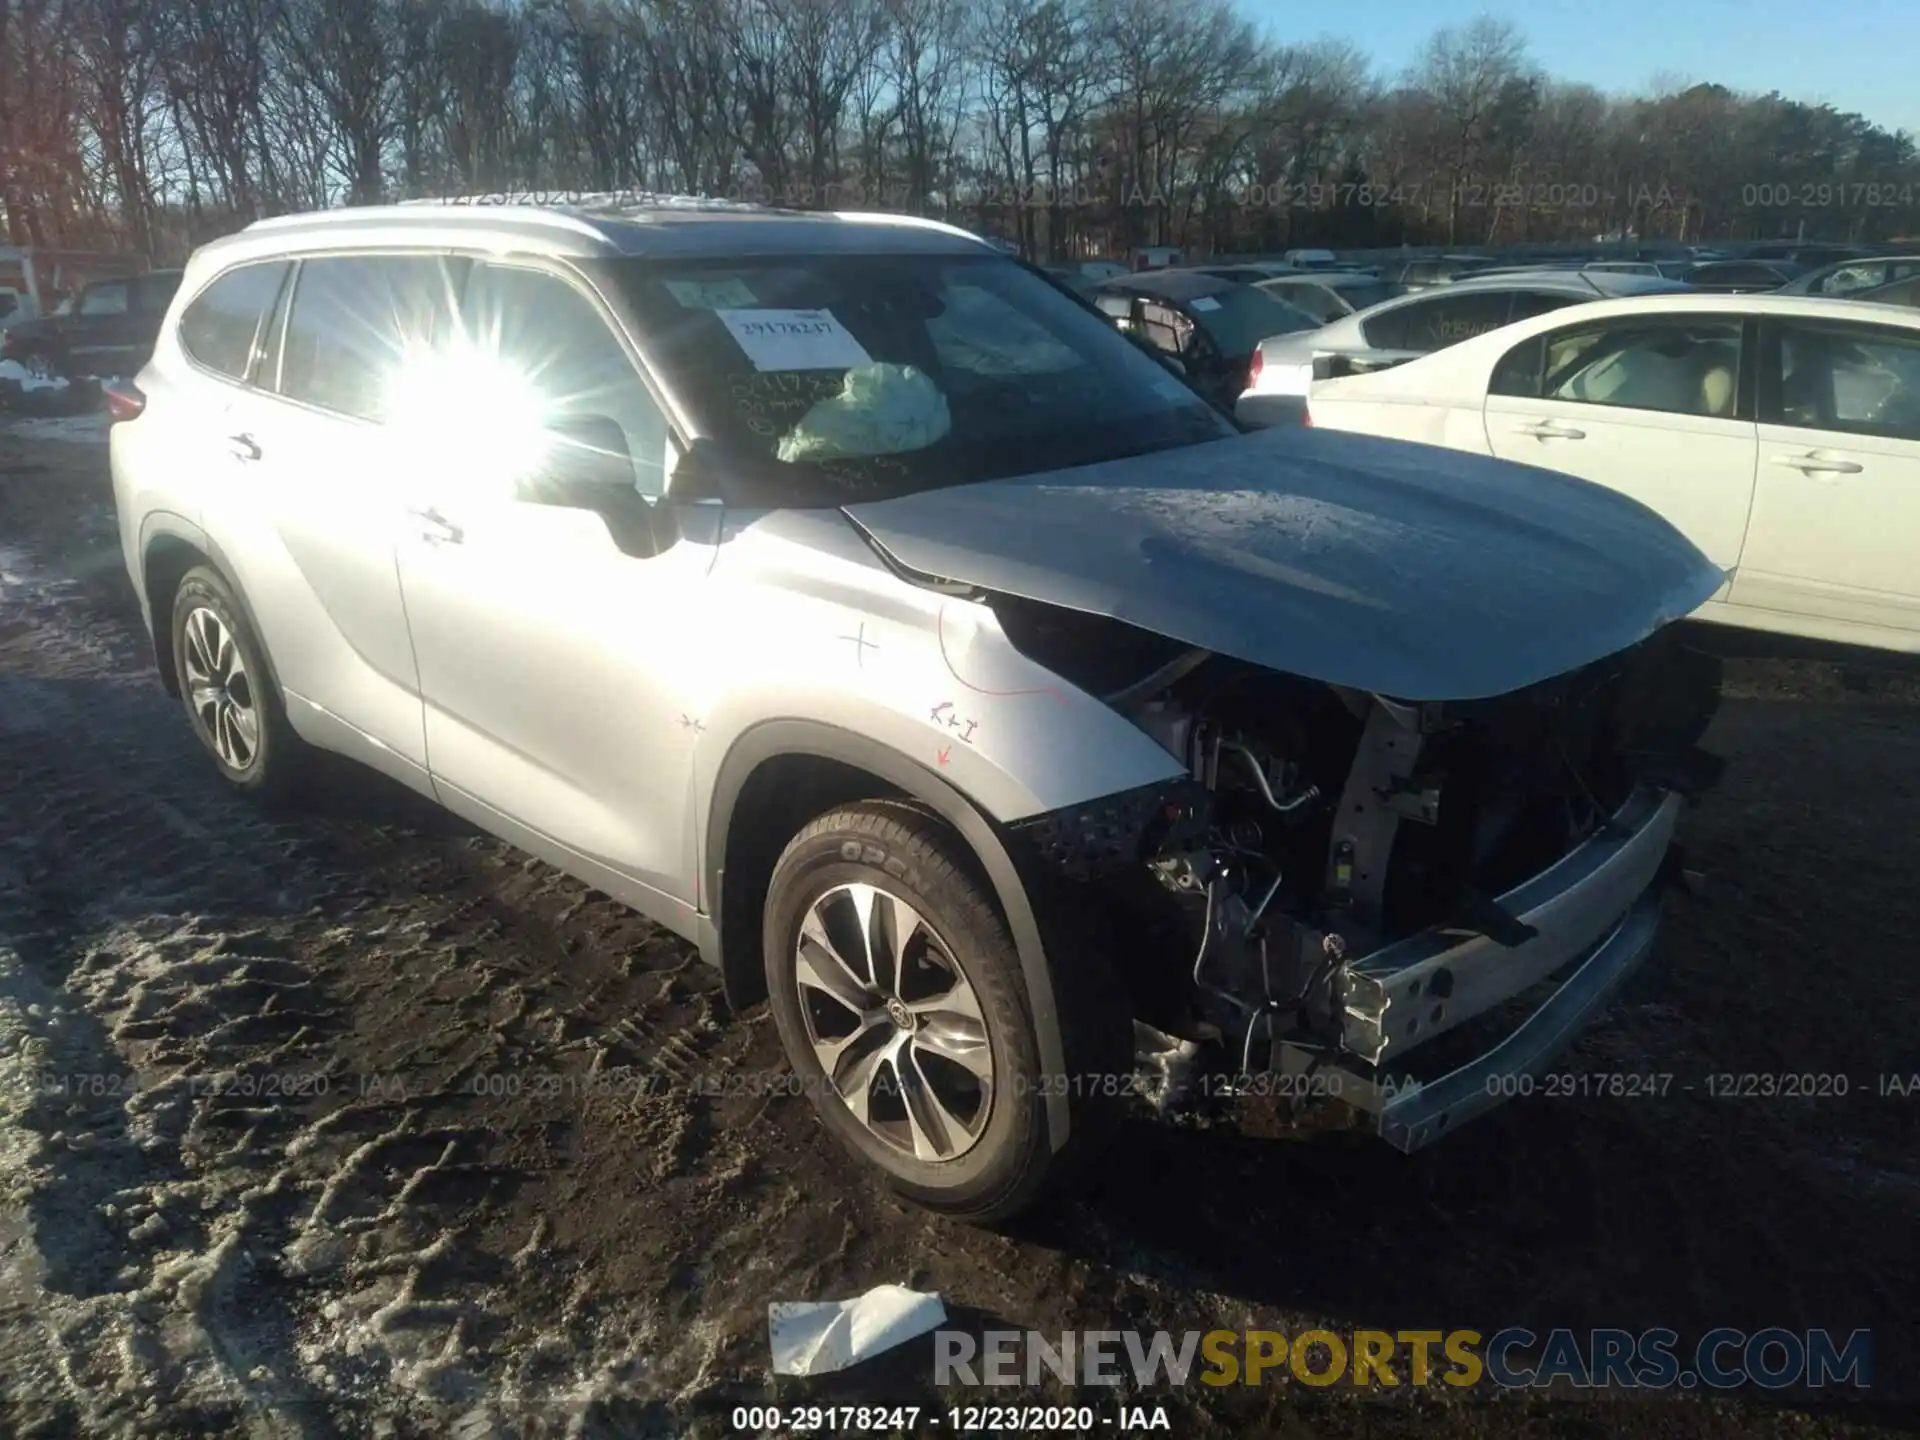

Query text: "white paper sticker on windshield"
[717, 308, 872, 371]
[1189, 295, 1222, 311]
[665, 278, 758, 309]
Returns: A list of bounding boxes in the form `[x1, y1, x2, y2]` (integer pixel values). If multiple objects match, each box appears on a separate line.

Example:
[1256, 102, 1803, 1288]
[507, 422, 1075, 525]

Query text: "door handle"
[410, 507, 464, 545]
[227, 432, 262, 462]
[1771, 452, 1863, 475]
[1513, 419, 1586, 440]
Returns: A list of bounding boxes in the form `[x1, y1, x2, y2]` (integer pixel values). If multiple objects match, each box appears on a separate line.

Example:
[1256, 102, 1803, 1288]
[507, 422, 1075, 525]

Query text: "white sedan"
[1303, 293, 1920, 656]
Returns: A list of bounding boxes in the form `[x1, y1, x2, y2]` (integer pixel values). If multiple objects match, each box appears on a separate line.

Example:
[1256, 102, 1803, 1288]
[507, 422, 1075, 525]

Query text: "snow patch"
[0, 358, 69, 393]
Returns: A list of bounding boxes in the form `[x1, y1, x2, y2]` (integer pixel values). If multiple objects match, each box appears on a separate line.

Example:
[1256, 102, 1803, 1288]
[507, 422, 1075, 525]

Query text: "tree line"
[2, 0, 1916, 265]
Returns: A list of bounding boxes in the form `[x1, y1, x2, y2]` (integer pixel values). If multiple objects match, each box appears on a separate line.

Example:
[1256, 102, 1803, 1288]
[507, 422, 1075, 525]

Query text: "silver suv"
[111, 198, 1727, 1220]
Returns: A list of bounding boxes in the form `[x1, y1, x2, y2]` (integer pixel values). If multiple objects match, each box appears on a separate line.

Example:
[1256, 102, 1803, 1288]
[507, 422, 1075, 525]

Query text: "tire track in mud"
[0, 477, 764, 1436]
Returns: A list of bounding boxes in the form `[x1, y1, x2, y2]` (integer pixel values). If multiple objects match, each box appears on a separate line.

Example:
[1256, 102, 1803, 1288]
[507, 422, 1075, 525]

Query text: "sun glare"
[386, 336, 554, 500]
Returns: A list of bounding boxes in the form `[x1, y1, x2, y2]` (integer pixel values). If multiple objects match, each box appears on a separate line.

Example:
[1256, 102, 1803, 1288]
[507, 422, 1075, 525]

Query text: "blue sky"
[1241, 0, 1920, 139]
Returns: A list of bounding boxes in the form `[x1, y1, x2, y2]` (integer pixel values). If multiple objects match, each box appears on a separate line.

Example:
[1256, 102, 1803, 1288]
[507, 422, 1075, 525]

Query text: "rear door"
[1736, 317, 1920, 647]
[1483, 313, 1757, 578]
[168, 257, 293, 492]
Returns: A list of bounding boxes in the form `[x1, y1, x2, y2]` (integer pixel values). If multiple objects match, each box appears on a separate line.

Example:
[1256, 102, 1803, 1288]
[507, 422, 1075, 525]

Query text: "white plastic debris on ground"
[768, 1285, 948, 1377]
[0, 358, 69, 393]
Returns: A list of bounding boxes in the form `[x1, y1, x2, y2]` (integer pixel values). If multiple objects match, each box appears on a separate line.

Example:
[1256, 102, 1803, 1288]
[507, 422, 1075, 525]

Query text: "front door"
[245, 252, 470, 769]
[395, 260, 708, 911]
[1736, 317, 1920, 647]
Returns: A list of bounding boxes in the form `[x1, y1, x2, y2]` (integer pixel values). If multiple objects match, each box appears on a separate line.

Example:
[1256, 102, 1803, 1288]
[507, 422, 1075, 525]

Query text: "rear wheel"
[763, 802, 1099, 1222]
[169, 566, 310, 802]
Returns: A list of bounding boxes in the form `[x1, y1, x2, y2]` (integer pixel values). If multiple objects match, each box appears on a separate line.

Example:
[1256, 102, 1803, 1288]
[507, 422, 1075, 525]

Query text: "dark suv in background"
[2, 269, 184, 382]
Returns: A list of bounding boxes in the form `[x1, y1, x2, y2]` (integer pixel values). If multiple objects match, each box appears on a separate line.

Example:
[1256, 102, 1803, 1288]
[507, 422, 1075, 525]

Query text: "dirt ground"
[1, 412, 1916, 1439]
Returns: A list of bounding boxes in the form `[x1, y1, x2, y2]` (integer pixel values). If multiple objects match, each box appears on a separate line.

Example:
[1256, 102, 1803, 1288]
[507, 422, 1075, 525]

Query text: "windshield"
[607, 253, 1234, 502]
[1183, 285, 1318, 352]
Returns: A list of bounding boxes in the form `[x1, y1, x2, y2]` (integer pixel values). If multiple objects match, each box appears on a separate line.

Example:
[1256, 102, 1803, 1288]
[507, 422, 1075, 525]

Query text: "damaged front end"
[1000, 599, 1723, 1150]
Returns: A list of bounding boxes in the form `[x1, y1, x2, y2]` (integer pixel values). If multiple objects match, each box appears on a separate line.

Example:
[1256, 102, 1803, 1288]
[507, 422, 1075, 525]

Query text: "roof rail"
[395, 188, 769, 215]
[243, 203, 615, 246]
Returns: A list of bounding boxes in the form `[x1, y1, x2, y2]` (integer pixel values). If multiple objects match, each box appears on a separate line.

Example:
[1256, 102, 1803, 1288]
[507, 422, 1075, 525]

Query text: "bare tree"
[9, 0, 1920, 263]
[1410, 15, 1530, 242]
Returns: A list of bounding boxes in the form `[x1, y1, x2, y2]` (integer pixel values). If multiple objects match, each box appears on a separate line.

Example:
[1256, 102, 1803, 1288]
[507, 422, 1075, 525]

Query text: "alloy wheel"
[794, 881, 994, 1161]
[181, 605, 260, 770]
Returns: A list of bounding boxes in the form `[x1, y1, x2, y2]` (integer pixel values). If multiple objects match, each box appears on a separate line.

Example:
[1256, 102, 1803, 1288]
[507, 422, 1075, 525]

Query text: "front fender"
[699, 716, 1080, 1153]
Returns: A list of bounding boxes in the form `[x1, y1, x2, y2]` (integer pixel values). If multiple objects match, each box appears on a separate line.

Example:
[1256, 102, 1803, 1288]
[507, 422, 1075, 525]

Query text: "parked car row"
[1238, 270, 1691, 423]
[1299, 289, 1920, 658]
[1085, 269, 1320, 407]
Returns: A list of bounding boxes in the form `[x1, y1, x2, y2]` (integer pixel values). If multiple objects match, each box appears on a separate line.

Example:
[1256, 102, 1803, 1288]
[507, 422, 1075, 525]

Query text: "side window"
[1360, 300, 1421, 349]
[1814, 263, 1886, 296]
[463, 264, 669, 494]
[79, 281, 130, 316]
[277, 255, 463, 422]
[1094, 293, 1133, 322]
[1766, 323, 1920, 443]
[1543, 320, 1743, 418]
[1489, 334, 1545, 397]
[178, 262, 290, 381]
[1397, 291, 1515, 352]
[1869, 277, 1920, 310]
[1283, 286, 1338, 324]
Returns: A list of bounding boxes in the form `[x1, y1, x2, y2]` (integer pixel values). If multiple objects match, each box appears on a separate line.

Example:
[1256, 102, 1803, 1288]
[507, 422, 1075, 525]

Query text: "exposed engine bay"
[993, 595, 1724, 1111]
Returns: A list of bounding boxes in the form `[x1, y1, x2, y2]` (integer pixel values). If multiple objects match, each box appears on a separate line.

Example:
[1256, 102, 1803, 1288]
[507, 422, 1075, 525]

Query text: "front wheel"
[763, 802, 1085, 1222]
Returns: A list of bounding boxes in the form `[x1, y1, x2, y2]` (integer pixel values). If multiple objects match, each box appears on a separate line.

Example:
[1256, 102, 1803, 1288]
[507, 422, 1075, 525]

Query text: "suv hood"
[843, 426, 1723, 701]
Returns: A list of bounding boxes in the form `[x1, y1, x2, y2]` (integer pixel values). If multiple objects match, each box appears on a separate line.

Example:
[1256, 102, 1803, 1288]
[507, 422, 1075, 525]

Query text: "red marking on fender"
[936, 609, 1069, 704]
[936, 745, 952, 767]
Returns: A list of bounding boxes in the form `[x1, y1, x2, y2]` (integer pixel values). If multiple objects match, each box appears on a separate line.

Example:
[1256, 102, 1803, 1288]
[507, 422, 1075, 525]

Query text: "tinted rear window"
[1331, 281, 1397, 312]
[178, 262, 289, 380]
[1184, 286, 1318, 353]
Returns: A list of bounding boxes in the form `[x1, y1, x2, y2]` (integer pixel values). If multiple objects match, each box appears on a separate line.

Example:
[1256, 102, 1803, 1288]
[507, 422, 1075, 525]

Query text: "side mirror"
[517, 414, 658, 556]
[534, 414, 636, 496]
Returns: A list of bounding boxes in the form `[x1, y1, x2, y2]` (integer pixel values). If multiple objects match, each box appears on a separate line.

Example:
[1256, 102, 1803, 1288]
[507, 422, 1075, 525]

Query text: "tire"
[169, 566, 311, 802]
[763, 801, 1109, 1222]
